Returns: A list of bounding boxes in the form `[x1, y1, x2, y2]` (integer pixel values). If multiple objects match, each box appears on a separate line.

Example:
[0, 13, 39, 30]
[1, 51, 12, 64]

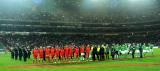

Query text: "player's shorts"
[45, 55, 50, 58]
[74, 53, 79, 58]
[51, 54, 55, 58]
[65, 52, 68, 56]
[39, 55, 43, 58]
[65, 54, 68, 58]
[33, 55, 38, 59]
[60, 55, 64, 58]
[69, 53, 72, 57]
[56, 54, 59, 57]
[60, 54, 64, 57]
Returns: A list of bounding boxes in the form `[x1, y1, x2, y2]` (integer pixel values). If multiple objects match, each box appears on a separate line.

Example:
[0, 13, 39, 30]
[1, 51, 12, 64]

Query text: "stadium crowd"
[0, 10, 160, 23]
[0, 0, 160, 24]
[0, 34, 156, 63]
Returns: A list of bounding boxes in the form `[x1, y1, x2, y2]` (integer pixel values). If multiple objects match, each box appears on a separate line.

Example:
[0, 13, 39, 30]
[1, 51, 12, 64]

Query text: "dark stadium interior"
[0, 0, 160, 47]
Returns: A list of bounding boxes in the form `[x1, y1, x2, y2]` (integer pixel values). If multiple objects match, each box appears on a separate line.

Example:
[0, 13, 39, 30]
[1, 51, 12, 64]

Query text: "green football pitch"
[0, 49, 160, 71]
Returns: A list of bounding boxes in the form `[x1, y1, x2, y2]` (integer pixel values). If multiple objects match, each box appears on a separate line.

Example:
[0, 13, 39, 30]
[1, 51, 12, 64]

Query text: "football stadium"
[0, 0, 160, 71]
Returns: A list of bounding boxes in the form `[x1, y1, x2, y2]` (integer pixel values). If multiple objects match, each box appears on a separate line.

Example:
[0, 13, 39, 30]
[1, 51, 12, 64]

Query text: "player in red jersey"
[86, 44, 91, 61]
[45, 46, 51, 63]
[39, 46, 44, 63]
[80, 45, 85, 61]
[74, 46, 79, 61]
[60, 47, 65, 62]
[32, 46, 39, 64]
[50, 47, 55, 63]
[68, 45, 73, 62]
[55, 45, 60, 63]
[64, 45, 69, 62]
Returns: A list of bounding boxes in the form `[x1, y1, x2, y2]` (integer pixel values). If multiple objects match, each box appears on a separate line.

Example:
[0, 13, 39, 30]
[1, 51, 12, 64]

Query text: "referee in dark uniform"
[92, 45, 97, 61]
[23, 47, 28, 62]
[18, 47, 23, 61]
[14, 47, 19, 60]
[10, 47, 14, 59]
[100, 45, 105, 61]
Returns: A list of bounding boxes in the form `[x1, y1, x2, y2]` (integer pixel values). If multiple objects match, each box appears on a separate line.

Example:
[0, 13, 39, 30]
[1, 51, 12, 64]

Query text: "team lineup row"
[32, 44, 91, 63]
[10, 43, 154, 64]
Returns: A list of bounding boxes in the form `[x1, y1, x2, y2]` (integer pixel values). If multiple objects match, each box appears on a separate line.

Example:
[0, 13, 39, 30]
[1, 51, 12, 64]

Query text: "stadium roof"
[0, 0, 160, 24]
[0, 0, 160, 35]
